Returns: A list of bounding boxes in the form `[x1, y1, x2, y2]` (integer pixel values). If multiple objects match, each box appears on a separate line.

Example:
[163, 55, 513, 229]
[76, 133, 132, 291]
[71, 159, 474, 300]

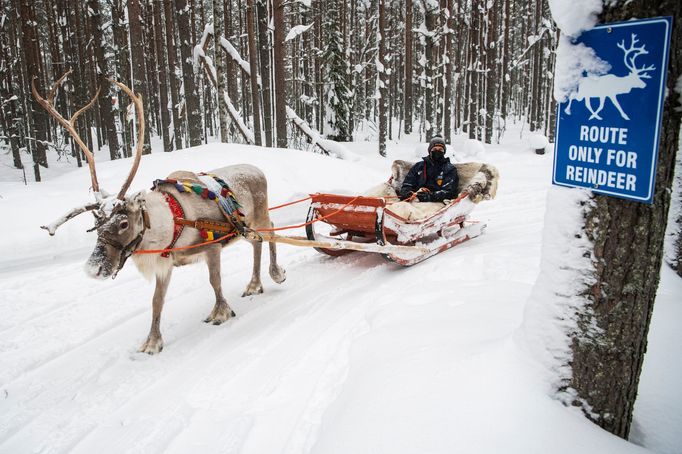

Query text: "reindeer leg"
[139, 269, 173, 354]
[268, 224, 286, 284]
[242, 239, 264, 296]
[204, 246, 235, 324]
[609, 95, 630, 120]
[589, 97, 606, 120]
[585, 98, 603, 120]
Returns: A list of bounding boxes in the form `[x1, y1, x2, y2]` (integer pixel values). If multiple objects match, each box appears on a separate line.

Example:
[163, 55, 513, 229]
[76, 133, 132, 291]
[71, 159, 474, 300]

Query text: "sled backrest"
[389, 160, 499, 203]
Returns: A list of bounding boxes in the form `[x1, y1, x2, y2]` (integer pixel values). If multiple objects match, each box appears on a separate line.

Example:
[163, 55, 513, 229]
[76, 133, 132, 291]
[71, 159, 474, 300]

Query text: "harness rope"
[133, 194, 361, 256]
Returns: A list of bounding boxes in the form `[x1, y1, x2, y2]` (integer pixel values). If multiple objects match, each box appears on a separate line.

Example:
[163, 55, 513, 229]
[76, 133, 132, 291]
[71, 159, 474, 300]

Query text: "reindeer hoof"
[138, 337, 164, 355]
[242, 284, 264, 297]
[204, 302, 235, 325]
[270, 266, 286, 284]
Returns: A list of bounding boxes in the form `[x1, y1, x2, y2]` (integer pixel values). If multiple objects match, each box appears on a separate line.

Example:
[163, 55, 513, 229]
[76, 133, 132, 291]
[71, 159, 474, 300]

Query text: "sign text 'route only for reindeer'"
[553, 17, 672, 204]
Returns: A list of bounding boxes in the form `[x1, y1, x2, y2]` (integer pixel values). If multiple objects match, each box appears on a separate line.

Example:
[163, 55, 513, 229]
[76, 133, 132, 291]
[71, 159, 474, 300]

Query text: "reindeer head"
[617, 33, 656, 88]
[85, 193, 149, 279]
[35, 72, 146, 279]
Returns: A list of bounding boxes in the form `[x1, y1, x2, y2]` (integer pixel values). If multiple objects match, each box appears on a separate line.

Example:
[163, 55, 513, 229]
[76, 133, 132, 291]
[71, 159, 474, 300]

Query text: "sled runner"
[302, 160, 498, 266]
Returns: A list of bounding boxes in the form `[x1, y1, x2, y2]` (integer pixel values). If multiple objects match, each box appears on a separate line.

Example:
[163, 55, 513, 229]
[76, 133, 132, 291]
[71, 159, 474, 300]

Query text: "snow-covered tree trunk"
[111, 0, 132, 158]
[424, 0, 438, 139]
[272, 0, 287, 148]
[128, 0, 152, 155]
[150, 0, 171, 152]
[245, 0, 262, 146]
[523, 0, 682, 440]
[377, 0, 388, 156]
[19, 0, 47, 180]
[670, 154, 682, 276]
[213, 0, 230, 143]
[257, 0, 273, 147]
[175, 0, 202, 147]
[484, 0, 497, 144]
[404, 0, 414, 136]
[0, 0, 23, 169]
[162, 0, 182, 151]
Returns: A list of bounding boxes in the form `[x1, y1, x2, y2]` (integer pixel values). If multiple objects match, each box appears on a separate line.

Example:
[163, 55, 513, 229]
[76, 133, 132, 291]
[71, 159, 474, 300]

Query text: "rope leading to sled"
[133, 232, 238, 255]
[133, 195, 361, 255]
[268, 195, 312, 211]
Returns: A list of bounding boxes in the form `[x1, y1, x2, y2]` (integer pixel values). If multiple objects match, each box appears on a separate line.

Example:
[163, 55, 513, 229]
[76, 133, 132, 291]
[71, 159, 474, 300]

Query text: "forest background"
[0, 0, 556, 180]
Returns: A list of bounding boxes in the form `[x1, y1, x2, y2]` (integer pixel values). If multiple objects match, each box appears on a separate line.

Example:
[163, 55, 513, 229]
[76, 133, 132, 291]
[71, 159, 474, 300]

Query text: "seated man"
[399, 135, 459, 203]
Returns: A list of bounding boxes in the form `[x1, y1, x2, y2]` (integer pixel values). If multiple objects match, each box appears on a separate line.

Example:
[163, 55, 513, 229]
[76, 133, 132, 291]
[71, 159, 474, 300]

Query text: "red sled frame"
[305, 192, 486, 266]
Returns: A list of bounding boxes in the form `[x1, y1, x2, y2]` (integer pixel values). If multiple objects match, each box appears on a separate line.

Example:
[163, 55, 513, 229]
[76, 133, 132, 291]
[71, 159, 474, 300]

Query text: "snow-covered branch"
[285, 24, 313, 42]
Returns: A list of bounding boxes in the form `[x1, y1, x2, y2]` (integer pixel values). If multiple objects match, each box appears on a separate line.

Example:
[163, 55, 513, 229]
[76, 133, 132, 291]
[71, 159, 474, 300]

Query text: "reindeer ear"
[130, 191, 147, 211]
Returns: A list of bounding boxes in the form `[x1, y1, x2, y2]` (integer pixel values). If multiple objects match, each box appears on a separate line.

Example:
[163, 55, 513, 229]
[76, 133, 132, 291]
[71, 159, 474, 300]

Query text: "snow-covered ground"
[0, 127, 680, 453]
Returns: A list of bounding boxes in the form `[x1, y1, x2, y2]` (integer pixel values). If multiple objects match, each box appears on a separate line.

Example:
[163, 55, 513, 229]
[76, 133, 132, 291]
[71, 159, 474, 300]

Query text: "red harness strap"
[161, 192, 185, 258]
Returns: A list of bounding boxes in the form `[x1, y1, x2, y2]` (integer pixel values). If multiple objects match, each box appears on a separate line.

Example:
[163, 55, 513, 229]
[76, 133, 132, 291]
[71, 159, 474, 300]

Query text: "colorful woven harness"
[161, 193, 185, 258]
[153, 174, 246, 254]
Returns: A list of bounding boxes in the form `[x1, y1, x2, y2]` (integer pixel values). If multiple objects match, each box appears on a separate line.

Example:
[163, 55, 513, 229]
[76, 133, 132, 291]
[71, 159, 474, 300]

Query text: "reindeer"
[565, 33, 655, 121]
[34, 72, 286, 354]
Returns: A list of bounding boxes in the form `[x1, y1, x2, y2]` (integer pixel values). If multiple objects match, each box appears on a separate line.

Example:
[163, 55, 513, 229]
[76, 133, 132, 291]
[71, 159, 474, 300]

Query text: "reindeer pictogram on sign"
[564, 34, 656, 121]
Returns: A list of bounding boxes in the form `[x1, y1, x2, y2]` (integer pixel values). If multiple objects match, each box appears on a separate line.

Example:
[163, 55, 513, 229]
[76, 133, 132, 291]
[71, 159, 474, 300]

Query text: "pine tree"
[322, 10, 352, 142]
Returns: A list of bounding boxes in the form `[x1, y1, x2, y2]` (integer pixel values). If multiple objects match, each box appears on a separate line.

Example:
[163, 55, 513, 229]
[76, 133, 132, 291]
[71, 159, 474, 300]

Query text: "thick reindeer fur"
[89, 164, 285, 354]
[362, 160, 500, 221]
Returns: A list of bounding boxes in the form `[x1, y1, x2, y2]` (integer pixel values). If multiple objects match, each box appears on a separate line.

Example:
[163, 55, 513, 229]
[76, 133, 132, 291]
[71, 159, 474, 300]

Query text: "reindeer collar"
[161, 192, 185, 258]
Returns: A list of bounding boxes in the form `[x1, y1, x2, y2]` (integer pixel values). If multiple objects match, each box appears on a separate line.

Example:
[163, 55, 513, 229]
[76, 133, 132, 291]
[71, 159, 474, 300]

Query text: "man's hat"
[428, 135, 446, 152]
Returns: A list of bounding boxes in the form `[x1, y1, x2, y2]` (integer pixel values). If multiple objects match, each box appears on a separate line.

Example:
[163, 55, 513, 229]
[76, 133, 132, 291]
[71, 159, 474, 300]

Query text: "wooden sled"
[304, 191, 486, 266]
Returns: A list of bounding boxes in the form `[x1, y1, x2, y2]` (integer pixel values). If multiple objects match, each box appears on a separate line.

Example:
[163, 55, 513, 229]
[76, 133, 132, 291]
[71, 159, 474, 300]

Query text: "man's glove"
[416, 191, 432, 202]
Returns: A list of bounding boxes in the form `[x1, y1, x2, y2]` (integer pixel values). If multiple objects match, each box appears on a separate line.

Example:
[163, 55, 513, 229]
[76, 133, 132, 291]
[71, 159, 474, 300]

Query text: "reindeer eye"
[119, 220, 129, 230]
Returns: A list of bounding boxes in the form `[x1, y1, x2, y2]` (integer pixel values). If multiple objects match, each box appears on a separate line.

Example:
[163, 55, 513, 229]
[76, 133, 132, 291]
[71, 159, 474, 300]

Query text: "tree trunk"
[175, 0, 203, 147]
[443, 0, 454, 143]
[19, 0, 47, 181]
[214, 0, 230, 143]
[484, 0, 497, 144]
[257, 0, 273, 147]
[246, 0, 263, 145]
[163, 0, 182, 150]
[424, 1, 437, 139]
[128, 0, 152, 154]
[111, 0, 132, 157]
[0, 0, 23, 169]
[378, 0, 388, 157]
[272, 0, 287, 148]
[500, 0, 510, 130]
[88, 0, 122, 160]
[404, 0, 413, 135]
[151, 0, 172, 152]
[568, 0, 681, 439]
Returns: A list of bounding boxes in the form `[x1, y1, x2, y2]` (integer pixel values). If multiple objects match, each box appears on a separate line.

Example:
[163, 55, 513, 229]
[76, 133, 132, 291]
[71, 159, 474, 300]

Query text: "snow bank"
[516, 187, 595, 396]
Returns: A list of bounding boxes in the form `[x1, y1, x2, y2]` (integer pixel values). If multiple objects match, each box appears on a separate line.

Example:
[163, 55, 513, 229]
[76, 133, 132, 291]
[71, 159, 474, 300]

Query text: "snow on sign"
[553, 17, 672, 204]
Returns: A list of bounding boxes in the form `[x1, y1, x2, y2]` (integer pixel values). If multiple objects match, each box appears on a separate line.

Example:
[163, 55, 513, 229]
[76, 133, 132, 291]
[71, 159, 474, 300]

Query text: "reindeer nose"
[85, 258, 109, 280]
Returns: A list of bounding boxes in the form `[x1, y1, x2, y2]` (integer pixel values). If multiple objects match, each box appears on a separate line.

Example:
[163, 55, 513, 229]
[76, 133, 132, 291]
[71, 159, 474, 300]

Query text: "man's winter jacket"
[398, 156, 459, 202]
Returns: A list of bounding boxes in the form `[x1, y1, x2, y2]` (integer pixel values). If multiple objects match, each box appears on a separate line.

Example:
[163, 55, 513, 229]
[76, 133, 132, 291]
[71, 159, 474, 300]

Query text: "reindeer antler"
[32, 70, 102, 195]
[617, 34, 656, 77]
[107, 78, 145, 200]
[36, 74, 145, 235]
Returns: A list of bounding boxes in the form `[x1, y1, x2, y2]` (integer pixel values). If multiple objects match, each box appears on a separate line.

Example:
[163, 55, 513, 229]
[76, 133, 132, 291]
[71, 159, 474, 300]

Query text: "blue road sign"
[553, 17, 672, 204]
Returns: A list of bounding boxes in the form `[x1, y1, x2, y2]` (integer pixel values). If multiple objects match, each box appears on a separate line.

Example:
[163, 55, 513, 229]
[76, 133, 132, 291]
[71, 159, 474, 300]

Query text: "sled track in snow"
[0, 246, 390, 453]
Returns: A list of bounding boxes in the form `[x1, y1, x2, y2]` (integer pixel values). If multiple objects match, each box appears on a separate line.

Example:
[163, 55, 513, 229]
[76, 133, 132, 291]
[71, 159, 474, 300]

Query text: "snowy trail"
[0, 142, 663, 453]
